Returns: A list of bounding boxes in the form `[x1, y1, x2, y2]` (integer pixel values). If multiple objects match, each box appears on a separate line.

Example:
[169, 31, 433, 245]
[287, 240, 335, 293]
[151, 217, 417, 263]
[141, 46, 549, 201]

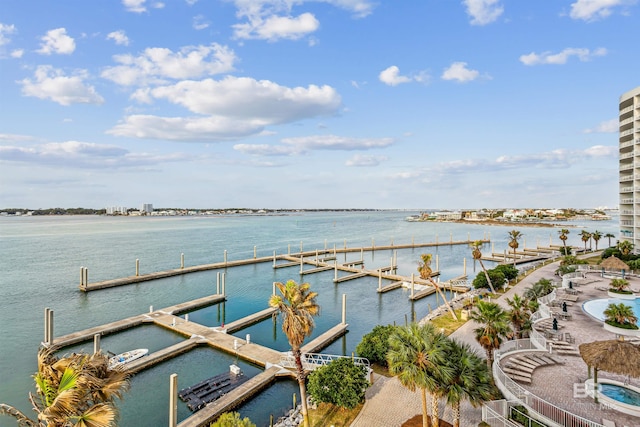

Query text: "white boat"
[108, 348, 148, 369]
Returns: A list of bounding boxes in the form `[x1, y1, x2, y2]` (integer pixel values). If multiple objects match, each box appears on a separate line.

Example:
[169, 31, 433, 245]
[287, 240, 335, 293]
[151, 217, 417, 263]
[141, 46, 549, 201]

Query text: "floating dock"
[179, 367, 250, 412]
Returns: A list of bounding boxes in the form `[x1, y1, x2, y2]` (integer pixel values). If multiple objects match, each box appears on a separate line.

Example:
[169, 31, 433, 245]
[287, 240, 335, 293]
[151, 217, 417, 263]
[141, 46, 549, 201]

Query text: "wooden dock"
[177, 367, 282, 427]
[221, 307, 277, 334]
[127, 338, 200, 374]
[80, 239, 488, 292]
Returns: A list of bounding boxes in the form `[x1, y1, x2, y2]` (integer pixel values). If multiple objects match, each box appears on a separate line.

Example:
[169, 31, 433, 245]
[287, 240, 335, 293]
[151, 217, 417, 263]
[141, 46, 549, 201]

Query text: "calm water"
[582, 297, 640, 322]
[600, 383, 640, 406]
[0, 212, 618, 427]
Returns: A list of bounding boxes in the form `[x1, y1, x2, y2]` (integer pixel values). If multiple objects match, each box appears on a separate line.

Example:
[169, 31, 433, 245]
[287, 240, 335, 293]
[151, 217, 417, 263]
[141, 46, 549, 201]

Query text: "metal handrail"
[279, 352, 370, 372]
[491, 339, 604, 427]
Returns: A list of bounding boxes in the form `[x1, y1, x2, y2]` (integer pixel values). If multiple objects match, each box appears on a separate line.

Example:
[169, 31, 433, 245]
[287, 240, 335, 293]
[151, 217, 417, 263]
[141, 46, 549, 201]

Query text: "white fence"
[279, 352, 370, 372]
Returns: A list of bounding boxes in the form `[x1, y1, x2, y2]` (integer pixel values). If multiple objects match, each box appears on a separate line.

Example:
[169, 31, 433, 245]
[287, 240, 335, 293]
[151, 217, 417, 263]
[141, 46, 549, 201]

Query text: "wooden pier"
[79, 238, 488, 292]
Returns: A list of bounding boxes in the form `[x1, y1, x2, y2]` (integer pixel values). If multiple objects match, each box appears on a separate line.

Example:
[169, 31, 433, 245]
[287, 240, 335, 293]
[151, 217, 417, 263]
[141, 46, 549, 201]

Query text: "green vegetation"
[418, 254, 457, 320]
[211, 412, 256, 427]
[508, 230, 522, 268]
[609, 278, 632, 294]
[269, 280, 320, 427]
[510, 406, 547, 427]
[307, 358, 368, 410]
[0, 348, 130, 427]
[355, 324, 397, 367]
[603, 303, 639, 330]
[472, 264, 517, 291]
[470, 301, 511, 371]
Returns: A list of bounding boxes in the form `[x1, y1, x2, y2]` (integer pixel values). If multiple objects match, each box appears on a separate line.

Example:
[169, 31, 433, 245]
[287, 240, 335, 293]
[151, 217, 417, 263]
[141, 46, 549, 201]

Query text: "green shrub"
[356, 324, 397, 367]
[473, 269, 505, 290]
[307, 358, 369, 409]
[211, 412, 256, 427]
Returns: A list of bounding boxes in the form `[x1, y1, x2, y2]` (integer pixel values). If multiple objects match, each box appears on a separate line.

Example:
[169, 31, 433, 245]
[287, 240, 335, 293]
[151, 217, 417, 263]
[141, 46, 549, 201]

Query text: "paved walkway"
[351, 256, 640, 427]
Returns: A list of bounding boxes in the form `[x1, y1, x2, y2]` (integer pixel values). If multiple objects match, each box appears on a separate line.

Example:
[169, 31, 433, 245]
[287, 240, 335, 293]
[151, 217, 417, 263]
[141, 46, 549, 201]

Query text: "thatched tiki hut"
[600, 255, 630, 278]
[579, 340, 640, 403]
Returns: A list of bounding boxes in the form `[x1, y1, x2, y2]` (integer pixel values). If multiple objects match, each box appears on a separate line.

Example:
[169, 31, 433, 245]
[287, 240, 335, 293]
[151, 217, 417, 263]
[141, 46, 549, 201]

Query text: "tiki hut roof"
[579, 340, 640, 377]
[600, 255, 630, 271]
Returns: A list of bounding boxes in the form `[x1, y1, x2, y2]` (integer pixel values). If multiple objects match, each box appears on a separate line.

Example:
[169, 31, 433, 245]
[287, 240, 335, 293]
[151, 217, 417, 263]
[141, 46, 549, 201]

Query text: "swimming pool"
[601, 383, 640, 406]
[586, 379, 640, 417]
[582, 298, 640, 322]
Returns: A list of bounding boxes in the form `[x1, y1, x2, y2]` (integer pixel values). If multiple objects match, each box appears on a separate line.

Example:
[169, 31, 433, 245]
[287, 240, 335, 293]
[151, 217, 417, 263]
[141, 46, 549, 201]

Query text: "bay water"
[0, 211, 618, 427]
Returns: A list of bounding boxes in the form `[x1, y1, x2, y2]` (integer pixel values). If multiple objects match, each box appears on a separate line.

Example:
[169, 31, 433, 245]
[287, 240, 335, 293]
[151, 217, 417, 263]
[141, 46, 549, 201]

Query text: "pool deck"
[352, 257, 640, 427]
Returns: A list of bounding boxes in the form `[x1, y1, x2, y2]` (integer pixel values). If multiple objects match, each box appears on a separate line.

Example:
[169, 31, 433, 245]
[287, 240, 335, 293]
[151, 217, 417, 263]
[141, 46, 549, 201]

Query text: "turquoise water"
[600, 383, 640, 406]
[582, 298, 640, 322]
[0, 212, 617, 427]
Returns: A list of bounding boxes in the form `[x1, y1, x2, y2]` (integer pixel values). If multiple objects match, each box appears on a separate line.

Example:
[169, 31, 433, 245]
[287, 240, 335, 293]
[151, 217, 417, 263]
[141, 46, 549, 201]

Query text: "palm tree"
[609, 278, 630, 293]
[507, 230, 522, 267]
[505, 294, 532, 339]
[592, 230, 602, 251]
[603, 303, 638, 328]
[1, 348, 130, 427]
[618, 240, 634, 257]
[558, 229, 570, 255]
[441, 340, 497, 427]
[269, 280, 319, 427]
[470, 300, 511, 371]
[579, 230, 592, 252]
[387, 323, 453, 427]
[418, 254, 458, 320]
[604, 233, 615, 248]
[470, 241, 495, 294]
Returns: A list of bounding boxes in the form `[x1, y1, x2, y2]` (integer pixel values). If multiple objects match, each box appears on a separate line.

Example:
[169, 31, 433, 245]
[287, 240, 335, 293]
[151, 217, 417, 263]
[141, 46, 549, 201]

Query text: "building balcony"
[621, 152, 635, 159]
[621, 198, 634, 204]
[620, 175, 634, 182]
[621, 129, 634, 137]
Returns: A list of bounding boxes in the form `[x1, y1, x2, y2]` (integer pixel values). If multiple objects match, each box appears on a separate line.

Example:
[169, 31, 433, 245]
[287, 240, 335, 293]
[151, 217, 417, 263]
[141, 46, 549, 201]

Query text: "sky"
[0, 0, 638, 210]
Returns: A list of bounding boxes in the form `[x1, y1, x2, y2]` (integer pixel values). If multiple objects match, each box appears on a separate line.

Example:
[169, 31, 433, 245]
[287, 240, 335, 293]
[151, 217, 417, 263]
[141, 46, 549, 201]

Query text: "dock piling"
[300, 241, 303, 253]
[217, 272, 220, 294]
[272, 282, 276, 296]
[136, 259, 139, 277]
[181, 253, 184, 269]
[222, 273, 226, 296]
[185, 314, 189, 322]
[80, 267, 84, 287]
[411, 274, 415, 299]
[93, 334, 100, 354]
[463, 258, 466, 276]
[273, 251, 276, 267]
[169, 374, 178, 427]
[342, 294, 346, 325]
[150, 305, 154, 313]
[378, 270, 382, 291]
[254, 246, 257, 259]
[47, 309, 54, 346]
[224, 250, 227, 265]
[44, 308, 50, 344]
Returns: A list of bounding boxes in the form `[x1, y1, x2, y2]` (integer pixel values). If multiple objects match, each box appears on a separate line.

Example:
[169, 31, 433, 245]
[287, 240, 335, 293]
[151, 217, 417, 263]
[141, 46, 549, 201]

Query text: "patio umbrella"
[579, 340, 640, 403]
[600, 256, 630, 271]
[562, 302, 567, 312]
[552, 318, 558, 331]
[569, 281, 573, 289]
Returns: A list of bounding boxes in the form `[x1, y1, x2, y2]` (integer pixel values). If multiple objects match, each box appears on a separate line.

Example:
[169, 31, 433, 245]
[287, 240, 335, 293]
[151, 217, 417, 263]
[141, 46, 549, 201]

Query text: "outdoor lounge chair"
[602, 419, 616, 427]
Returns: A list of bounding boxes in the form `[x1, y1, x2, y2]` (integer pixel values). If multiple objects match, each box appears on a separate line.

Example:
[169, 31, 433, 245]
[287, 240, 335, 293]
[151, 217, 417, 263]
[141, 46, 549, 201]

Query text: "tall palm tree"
[604, 233, 615, 248]
[418, 254, 458, 320]
[269, 280, 319, 427]
[441, 340, 497, 427]
[387, 323, 453, 427]
[470, 241, 495, 294]
[558, 229, 570, 255]
[505, 294, 531, 339]
[507, 230, 522, 268]
[470, 300, 511, 371]
[579, 230, 592, 252]
[1, 348, 130, 427]
[592, 230, 602, 251]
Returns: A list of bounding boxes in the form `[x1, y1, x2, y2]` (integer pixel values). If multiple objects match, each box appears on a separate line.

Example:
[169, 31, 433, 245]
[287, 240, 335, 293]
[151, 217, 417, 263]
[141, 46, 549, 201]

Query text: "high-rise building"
[619, 86, 640, 251]
[141, 203, 154, 214]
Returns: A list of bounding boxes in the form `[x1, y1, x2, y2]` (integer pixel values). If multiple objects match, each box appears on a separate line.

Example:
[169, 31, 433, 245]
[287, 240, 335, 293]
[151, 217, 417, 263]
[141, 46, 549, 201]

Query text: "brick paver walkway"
[351, 255, 640, 427]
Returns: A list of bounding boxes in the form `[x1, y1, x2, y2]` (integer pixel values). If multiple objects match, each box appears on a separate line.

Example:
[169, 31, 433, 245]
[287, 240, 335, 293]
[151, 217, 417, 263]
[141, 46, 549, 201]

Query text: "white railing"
[492, 339, 604, 427]
[537, 288, 557, 306]
[482, 400, 521, 427]
[279, 352, 370, 372]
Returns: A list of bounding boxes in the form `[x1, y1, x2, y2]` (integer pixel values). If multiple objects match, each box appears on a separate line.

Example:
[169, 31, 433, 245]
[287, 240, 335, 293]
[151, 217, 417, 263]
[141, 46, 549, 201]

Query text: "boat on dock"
[179, 365, 249, 412]
[108, 348, 148, 369]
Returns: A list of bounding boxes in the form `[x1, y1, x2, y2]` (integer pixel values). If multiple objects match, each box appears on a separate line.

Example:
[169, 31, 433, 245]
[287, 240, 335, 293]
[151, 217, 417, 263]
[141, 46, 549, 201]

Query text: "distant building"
[106, 206, 128, 215]
[619, 86, 640, 252]
[141, 204, 153, 214]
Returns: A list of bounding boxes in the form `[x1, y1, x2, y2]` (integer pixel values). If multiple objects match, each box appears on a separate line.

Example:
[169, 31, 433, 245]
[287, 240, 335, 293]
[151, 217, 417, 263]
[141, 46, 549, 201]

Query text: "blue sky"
[0, 0, 637, 210]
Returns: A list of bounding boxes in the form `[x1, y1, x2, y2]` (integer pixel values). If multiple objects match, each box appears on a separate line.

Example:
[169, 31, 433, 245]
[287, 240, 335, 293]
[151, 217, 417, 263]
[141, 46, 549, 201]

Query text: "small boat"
[108, 348, 148, 369]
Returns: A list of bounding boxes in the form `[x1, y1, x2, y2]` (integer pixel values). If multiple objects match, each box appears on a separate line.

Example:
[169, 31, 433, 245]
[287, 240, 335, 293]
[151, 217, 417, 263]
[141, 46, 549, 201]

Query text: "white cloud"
[122, 0, 164, 13]
[0, 23, 17, 46]
[233, 12, 320, 41]
[37, 28, 75, 55]
[583, 118, 618, 133]
[0, 140, 187, 169]
[193, 15, 210, 30]
[569, 0, 634, 21]
[145, 76, 341, 120]
[519, 47, 607, 65]
[107, 30, 130, 46]
[102, 43, 237, 86]
[379, 66, 412, 86]
[441, 62, 480, 82]
[186, 0, 199, 4]
[20, 65, 104, 106]
[109, 77, 342, 141]
[234, 135, 394, 156]
[10, 49, 24, 58]
[345, 154, 388, 166]
[463, 0, 504, 25]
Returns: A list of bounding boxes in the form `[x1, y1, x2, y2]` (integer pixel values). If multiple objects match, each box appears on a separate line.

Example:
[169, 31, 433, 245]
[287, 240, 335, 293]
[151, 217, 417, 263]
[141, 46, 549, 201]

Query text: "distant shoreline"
[424, 219, 576, 228]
